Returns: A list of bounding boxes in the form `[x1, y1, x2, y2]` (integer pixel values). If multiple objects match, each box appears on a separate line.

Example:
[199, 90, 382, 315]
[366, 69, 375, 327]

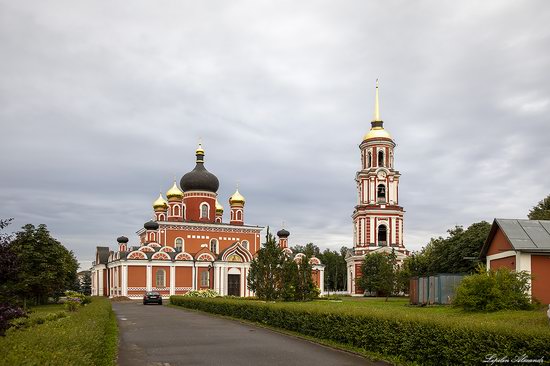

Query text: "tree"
[80, 272, 92, 296]
[247, 229, 285, 301]
[317, 247, 348, 291]
[0, 219, 20, 305]
[359, 250, 397, 301]
[294, 253, 318, 301]
[404, 221, 491, 276]
[528, 194, 550, 220]
[290, 243, 320, 257]
[10, 224, 79, 305]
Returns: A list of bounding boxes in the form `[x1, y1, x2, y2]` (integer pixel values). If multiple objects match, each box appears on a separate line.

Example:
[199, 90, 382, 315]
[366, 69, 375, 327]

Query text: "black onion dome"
[117, 236, 129, 243]
[144, 220, 159, 230]
[277, 228, 290, 238]
[180, 147, 219, 193]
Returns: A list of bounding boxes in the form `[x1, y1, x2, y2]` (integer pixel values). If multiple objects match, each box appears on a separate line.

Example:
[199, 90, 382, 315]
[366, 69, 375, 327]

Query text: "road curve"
[113, 301, 386, 366]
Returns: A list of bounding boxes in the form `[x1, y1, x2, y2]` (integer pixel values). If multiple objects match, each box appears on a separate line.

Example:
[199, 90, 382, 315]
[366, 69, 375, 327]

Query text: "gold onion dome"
[153, 193, 168, 210]
[215, 200, 224, 214]
[363, 127, 392, 141]
[229, 188, 245, 205]
[166, 181, 184, 200]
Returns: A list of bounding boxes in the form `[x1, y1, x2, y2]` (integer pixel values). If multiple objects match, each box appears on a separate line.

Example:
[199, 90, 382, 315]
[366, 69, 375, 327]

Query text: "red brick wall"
[175, 267, 192, 288]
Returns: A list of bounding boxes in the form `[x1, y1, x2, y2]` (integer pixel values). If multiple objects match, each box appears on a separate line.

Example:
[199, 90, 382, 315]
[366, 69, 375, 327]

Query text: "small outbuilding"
[481, 219, 550, 304]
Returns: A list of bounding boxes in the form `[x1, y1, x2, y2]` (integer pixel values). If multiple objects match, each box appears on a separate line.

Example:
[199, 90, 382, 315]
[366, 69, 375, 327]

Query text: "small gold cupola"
[153, 193, 168, 211]
[215, 199, 224, 214]
[166, 181, 184, 200]
[363, 79, 392, 141]
[229, 188, 245, 206]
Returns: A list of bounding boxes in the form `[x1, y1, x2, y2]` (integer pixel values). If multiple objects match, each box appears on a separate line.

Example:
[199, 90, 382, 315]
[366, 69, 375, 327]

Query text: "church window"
[378, 225, 387, 246]
[200, 203, 209, 219]
[377, 184, 386, 202]
[156, 269, 166, 287]
[175, 238, 183, 251]
[201, 270, 210, 287]
[236, 210, 242, 221]
[367, 152, 372, 168]
[241, 240, 249, 250]
[210, 239, 218, 254]
[378, 150, 384, 167]
[159, 214, 165, 221]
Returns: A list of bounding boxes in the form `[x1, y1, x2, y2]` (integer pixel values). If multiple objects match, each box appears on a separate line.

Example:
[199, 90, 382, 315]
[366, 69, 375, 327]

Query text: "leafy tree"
[359, 250, 397, 301]
[453, 265, 532, 311]
[80, 272, 92, 296]
[317, 247, 348, 291]
[405, 221, 491, 276]
[247, 229, 285, 301]
[0, 218, 27, 336]
[290, 243, 320, 257]
[528, 194, 550, 220]
[294, 253, 318, 301]
[10, 224, 79, 306]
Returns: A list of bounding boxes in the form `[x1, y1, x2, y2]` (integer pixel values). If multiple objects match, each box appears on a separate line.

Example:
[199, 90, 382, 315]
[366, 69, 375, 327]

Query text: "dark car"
[143, 291, 163, 305]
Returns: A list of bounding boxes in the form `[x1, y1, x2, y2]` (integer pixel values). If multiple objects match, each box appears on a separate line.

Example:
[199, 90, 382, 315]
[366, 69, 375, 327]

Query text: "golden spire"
[153, 192, 168, 211]
[373, 78, 381, 122]
[166, 181, 184, 200]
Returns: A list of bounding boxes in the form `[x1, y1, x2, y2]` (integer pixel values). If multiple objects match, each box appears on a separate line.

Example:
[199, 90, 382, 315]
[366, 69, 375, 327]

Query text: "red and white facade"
[91, 145, 324, 298]
[346, 82, 409, 295]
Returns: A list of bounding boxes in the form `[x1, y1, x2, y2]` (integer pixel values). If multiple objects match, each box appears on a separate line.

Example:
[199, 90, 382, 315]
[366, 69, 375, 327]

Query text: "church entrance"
[227, 274, 240, 296]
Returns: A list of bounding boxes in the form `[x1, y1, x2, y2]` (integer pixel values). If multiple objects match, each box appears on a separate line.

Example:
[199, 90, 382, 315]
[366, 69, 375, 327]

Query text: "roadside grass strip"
[0, 297, 118, 366]
[170, 296, 550, 366]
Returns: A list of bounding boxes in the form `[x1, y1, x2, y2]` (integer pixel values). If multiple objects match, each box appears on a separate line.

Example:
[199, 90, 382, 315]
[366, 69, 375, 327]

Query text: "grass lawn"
[300, 297, 550, 332]
[0, 297, 118, 366]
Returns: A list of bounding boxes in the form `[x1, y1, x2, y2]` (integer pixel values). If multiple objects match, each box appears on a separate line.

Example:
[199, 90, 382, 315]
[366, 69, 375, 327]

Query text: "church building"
[346, 81, 410, 295]
[91, 145, 324, 298]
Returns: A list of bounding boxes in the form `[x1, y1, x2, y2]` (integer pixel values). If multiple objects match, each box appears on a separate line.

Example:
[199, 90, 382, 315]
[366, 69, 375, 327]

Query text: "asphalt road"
[113, 301, 386, 366]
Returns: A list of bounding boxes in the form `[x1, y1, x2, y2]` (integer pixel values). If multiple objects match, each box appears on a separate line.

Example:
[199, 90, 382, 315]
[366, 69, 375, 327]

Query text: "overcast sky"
[1, 1, 549, 270]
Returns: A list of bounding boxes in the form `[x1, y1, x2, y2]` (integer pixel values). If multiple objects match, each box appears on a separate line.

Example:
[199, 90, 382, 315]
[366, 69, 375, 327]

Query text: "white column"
[98, 269, 104, 297]
[146, 265, 152, 291]
[170, 265, 176, 296]
[191, 264, 196, 290]
[319, 268, 325, 294]
[370, 217, 375, 244]
[240, 267, 245, 297]
[122, 265, 128, 296]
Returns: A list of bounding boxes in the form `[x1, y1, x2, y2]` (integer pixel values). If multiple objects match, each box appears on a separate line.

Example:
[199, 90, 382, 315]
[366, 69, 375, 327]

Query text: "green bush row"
[170, 296, 550, 366]
[0, 297, 118, 366]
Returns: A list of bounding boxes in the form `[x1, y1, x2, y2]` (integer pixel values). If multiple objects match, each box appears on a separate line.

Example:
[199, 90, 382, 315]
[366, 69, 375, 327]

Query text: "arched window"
[175, 238, 183, 252]
[150, 232, 156, 242]
[174, 205, 180, 216]
[156, 269, 166, 287]
[201, 270, 209, 287]
[200, 203, 209, 219]
[159, 214, 165, 221]
[378, 225, 387, 246]
[241, 240, 249, 250]
[367, 152, 372, 168]
[210, 239, 218, 254]
[236, 210, 242, 221]
[378, 150, 384, 167]
[377, 184, 386, 202]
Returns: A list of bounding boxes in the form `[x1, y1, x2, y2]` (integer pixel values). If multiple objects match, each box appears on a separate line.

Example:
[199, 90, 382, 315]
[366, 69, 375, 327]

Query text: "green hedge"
[0, 297, 117, 366]
[170, 296, 550, 365]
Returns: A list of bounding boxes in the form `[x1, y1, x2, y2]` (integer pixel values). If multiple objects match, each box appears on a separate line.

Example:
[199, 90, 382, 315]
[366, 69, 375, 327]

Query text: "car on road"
[143, 291, 163, 305]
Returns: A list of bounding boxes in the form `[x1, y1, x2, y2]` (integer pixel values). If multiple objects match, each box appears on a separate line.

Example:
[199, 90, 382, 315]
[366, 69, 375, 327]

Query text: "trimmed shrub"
[183, 289, 219, 298]
[453, 266, 532, 311]
[0, 297, 117, 366]
[170, 296, 550, 366]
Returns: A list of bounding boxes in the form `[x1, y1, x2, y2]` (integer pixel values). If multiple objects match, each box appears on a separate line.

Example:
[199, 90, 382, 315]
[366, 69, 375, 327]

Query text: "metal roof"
[483, 219, 550, 255]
